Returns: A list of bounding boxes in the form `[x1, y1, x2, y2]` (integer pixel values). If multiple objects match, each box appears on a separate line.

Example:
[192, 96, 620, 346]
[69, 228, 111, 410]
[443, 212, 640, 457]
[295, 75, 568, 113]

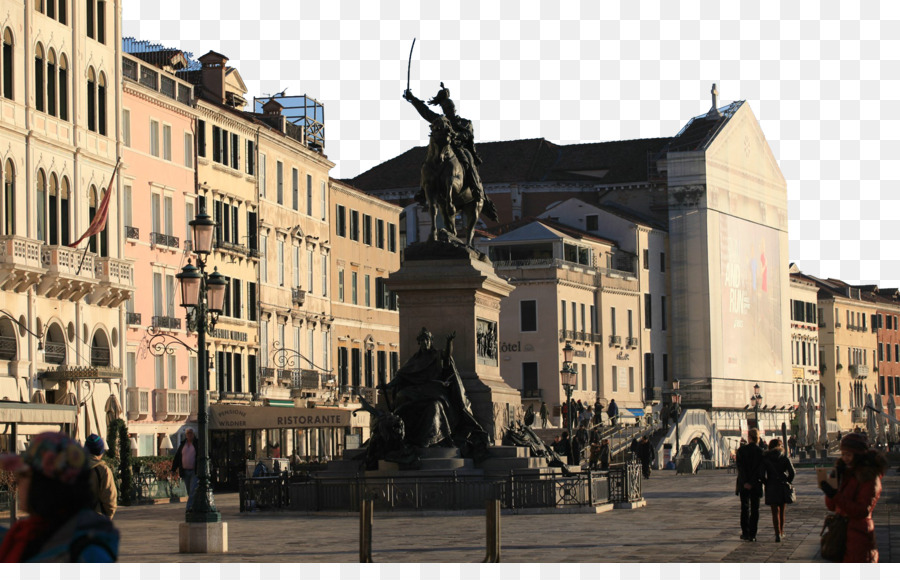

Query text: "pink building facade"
[121, 50, 199, 456]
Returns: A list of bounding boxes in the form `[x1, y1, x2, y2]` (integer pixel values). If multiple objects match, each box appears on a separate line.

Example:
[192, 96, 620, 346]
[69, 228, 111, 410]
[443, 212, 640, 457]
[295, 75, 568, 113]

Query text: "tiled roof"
[345, 137, 671, 192]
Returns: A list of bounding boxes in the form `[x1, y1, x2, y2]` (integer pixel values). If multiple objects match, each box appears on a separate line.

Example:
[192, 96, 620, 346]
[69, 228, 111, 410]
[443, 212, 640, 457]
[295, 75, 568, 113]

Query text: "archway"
[44, 322, 66, 365]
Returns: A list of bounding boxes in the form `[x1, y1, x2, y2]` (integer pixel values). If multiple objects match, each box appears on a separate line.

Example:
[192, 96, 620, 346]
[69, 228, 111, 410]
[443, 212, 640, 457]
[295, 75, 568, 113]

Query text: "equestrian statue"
[404, 83, 498, 246]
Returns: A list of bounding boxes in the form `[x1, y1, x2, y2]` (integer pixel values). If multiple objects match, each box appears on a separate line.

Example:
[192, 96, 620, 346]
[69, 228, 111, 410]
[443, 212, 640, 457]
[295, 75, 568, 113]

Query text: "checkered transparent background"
[119, 0, 896, 570]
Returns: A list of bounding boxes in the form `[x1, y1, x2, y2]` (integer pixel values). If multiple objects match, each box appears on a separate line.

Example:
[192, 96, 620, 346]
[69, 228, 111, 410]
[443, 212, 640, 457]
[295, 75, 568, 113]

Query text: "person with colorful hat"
[0, 432, 119, 562]
[84, 434, 117, 519]
[819, 432, 888, 562]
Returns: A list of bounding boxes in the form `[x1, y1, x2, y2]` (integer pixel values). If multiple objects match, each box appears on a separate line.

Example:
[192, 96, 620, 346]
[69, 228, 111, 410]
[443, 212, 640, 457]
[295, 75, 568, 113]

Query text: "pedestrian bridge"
[656, 409, 733, 468]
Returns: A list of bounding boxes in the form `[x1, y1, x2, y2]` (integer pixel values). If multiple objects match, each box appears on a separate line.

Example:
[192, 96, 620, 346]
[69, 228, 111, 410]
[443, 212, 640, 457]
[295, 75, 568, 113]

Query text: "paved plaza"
[114, 464, 898, 563]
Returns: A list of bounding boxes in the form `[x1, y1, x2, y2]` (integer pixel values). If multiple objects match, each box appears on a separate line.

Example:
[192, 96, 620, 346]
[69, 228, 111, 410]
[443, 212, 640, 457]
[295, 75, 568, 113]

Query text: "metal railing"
[44, 341, 66, 365]
[278, 369, 293, 381]
[151, 315, 181, 330]
[292, 287, 306, 305]
[90, 346, 110, 367]
[609, 335, 621, 346]
[626, 337, 639, 348]
[125, 226, 140, 240]
[150, 232, 180, 249]
[260, 367, 275, 379]
[0, 336, 16, 360]
[126, 312, 142, 326]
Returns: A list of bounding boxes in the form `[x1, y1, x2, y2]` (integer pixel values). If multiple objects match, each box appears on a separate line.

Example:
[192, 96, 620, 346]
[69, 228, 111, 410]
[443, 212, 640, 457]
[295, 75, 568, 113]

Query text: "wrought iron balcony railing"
[151, 315, 181, 330]
[44, 341, 66, 365]
[125, 226, 139, 240]
[150, 232, 180, 249]
[609, 335, 622, 347]
[627, 337, 639, 348]
[90, 346, 110, 367]
[0, 336, 16, 360]
[126, 312, 141, 326]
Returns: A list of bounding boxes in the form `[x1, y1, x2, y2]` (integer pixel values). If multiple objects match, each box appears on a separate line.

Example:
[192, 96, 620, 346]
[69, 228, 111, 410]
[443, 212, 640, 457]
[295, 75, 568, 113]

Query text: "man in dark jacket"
[736, 428, 765, 541]
[637, 436, 655, 479]
[607, 399, 619, 427]
[171, 428, 198, 511]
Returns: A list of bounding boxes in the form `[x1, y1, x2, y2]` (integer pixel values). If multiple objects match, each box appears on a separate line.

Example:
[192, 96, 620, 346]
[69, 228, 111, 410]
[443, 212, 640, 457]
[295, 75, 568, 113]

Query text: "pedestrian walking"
[819, 433, 888, 562]
[539, 401, 549, 428]
[599, 439, 611, 471]
[736, 428, 765, 541]
[84, 434, 117, 519]
[593, 400, 604, 426]
[607, 399, 619, 427]
[762, 438, 795, 542]
[171, 428, 198, 511]
[0, 432, 119, 562]
[787, 435, 797, 459]
[637, 436, 655, 479]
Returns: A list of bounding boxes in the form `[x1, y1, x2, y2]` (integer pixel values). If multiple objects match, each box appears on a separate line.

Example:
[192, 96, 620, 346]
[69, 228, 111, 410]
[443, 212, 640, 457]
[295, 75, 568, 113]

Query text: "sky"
[123, 0, 900, 288]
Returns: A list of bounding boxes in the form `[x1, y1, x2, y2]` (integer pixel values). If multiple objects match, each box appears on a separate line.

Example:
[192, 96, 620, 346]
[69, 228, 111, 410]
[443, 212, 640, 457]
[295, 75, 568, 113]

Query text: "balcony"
[278, 369, 293, 382]
[292, 287, 306, 306]
[260, 367, 275, 380]
[850, 408, 866, 424]
[574, 331, 587, 342]
[44, 341, 66, 365]
[38, 245, 97, 301]
[125, 226, 139, 241]
[215, 240, 248, 256]
[90, 346, 110, 368]
[90, 257, 135, 307]
[0, 235, 44, 292]
[0, 336, 16, 360]
[558, 329, 575, 342]
[609, 335, 622, 347]
[149, 232, 180, 249]
[126, 387, 151, 420]
[153, 389, 191, 421]
[151, 315, 181, 330]
[126, 312, 142, 326]
[183, 239, 193, 253]
[849, 364, 869, 379]
[834, 322, 842, 328]
[289, 369, 321, 393]
[627, 337, 639, 348]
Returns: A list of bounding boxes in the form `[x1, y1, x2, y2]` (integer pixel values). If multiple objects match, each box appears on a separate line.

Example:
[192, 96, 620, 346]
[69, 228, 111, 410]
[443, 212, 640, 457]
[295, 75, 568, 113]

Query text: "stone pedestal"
[387, 240, 522, 442]
[178, 522, 228, 553]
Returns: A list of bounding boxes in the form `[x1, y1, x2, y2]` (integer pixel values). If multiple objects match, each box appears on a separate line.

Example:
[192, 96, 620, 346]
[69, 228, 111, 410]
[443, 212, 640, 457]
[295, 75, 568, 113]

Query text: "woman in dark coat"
[819, 433, 887, 562]
[761, 438, 795, 542]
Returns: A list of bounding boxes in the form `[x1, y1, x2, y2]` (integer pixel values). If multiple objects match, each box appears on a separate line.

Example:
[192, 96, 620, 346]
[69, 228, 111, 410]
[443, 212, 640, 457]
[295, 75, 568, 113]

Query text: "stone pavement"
[115, 464, 898, 563]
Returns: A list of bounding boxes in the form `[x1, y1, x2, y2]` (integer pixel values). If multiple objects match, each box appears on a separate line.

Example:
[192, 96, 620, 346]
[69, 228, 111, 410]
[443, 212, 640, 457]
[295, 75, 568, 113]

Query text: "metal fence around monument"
[238, 466, 636, 513]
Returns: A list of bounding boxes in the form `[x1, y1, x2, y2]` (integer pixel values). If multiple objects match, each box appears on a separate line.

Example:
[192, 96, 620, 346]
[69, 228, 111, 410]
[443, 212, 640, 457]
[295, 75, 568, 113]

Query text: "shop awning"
[0, 402, 78, 425]
[265, 399, 295, 408]
[209, 404, 353, 430]
[623, 408, 646, 418]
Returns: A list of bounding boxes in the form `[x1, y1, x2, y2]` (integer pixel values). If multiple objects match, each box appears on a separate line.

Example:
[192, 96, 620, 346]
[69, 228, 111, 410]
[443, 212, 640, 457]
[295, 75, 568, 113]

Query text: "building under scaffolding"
[254, 95, 325, 153]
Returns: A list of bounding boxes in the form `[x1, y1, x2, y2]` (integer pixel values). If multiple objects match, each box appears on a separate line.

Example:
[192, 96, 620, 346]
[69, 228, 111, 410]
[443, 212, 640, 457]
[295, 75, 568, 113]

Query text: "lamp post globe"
[176, 260, 202, 308]
[205, 267, 228, 314]
[189, 210, 216, 255]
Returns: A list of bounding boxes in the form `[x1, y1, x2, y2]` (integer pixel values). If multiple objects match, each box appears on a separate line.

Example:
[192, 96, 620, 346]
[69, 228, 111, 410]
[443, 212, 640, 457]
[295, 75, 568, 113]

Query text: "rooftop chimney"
[198, 51, 228, 105]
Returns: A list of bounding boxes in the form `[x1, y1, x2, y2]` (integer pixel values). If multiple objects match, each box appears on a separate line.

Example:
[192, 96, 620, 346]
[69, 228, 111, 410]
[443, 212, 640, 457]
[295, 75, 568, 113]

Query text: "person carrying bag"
[761, 438, 795, 542]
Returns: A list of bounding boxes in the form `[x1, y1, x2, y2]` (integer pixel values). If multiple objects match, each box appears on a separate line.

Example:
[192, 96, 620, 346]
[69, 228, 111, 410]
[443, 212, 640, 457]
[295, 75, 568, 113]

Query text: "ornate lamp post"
[559, 341, 577, 456]
[671, 378, 682, 455]
[749, 383, 763, 432]
[174, 208, 228, 551]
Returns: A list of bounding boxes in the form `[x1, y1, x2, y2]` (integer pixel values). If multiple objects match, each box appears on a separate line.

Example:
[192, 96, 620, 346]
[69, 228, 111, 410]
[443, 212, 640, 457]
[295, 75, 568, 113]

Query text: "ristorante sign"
[209, 404, 353, 430]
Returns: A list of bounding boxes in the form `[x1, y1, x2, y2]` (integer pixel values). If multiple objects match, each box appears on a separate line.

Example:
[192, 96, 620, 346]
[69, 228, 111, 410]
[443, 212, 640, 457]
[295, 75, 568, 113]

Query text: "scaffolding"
[254, 95, 325, 153]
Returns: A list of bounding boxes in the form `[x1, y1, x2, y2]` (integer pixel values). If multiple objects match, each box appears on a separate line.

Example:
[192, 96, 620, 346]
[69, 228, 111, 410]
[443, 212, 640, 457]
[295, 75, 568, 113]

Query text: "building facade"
[789, 268, 820, 405]
[0, 0, 133, 448]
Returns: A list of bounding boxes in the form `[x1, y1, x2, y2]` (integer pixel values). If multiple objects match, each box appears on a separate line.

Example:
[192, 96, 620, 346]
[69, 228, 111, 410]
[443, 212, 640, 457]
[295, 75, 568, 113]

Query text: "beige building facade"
[788, 268, 821, 406]
[0, 0, 133, 447]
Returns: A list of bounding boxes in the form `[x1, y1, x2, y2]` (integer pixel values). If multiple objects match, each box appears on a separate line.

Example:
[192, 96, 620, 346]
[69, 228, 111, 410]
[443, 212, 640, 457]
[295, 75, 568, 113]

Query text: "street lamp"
[749, 383, 763, 432]
[671, 378, 682, 455]
[560, 341, 577, 463]
[174, 207, 228, 536]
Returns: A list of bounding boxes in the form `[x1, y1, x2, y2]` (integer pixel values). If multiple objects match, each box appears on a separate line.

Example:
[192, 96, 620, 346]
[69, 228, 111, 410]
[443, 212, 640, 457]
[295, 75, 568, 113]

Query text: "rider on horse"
[404, 84, 497, 223]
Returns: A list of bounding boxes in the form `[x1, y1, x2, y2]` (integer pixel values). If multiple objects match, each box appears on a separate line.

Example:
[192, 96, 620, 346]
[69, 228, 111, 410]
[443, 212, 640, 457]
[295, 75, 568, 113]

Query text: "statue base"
[178, 521, 228, 553]
[388, 240, 521, 443]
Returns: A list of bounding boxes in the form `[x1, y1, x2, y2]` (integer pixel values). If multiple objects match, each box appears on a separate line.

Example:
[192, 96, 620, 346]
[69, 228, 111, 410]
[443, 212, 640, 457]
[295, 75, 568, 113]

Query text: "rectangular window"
[561, 300, 567, 332]
[231, 133, 239, 169]
[162, 124, 172, 161]
[643, 249, 650, 270]
[211, 126, 221, 163]
[644, 294, 652, 329]
[320, 181, 327, 219]
[610, 307, 616, 336]
[364, 274, 371, 307]
[245, 139, 254, 175]
[350, 210, 360, 241]
[277, 240, 284, 286]
[376, 219, 385, 249]
[321, 258, 327, 296]
[122, 109, 131, 147]
[351, 271, 358, 305]
[307, 174, 313, 216]
[259, 153, 266, 197]
[388, 224, 397, 252]
[377, 350, 387, 386]
[879, 343, 884, 362]
[292, 246, 299, 288]
[580, 304, 586, 333]
[149, 120, 159, 157]
[590, 305, 596, 334]
[151, 192, 161, 233]
[629, 367, 635, 392]
[336, 205, 346, 237]
[183, 132, 193, 167]
[363, 214, 372, 245]
[152, 272, 163, 316]
[164, 196, 173, 235]
[660, 252, 666, 272]
[260, 235, 267, 283]
[155, 357, 165, 390]
[351, 348, 361, 387]
[612, 366, 618, 392]
[338, 268, 344, 302]
[123, 185, 133, 228]
[276, 161, 283, 205]
[520, 300, 537, 332]
[307, 250, 314, 294]
[522, 362, 538, 395]
[197, 120, 206, 157]
[292, 168, 299, 211]
[627, 309, 633, 339]
[184, 200, 194, 243]
[247, 282, 257, 321]
[168, 354, 177, 390]
[127, 352, 137, 388]
[165, 274, 175, 317]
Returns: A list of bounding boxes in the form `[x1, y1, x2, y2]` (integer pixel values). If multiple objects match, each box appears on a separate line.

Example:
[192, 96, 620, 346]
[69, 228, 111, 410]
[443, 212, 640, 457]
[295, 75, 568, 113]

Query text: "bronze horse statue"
[420, 116, 484, 245]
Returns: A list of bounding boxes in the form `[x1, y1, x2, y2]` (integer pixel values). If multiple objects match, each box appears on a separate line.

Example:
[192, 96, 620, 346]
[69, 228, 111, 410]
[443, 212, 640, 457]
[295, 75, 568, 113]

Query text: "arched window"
[0, 318, 16, 361]
[91, 330, 110, 367]
[44, 323, 66, 365]
[48, 173, 58, 245]
[2, 29, 12, 100]
[36, 169, 46, 242]
[2, 160, 13, 235]
[34, 43, 44, 112]
[46, 49, 56, 117]
[58, 53, 68, 120]
[86, 67, 95, 132]
[60, 176, 70, 244]
[88, 185, 97, 253]
[97, 71, 107, 135]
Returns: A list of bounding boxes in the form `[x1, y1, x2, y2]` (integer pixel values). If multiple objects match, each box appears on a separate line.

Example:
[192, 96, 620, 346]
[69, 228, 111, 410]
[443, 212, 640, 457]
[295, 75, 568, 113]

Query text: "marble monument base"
[179, 522, 228, 553]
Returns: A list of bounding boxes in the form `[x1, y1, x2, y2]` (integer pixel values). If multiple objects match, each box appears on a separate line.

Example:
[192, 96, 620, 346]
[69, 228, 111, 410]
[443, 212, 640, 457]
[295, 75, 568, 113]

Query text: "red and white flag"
[69, 160, 120, 248]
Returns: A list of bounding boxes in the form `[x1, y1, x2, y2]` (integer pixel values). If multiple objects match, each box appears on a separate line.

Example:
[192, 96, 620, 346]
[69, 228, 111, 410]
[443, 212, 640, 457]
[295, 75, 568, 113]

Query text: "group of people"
[539, 398, 619, 430]
[735, 428, 887, 562]
[0, 432, 120, 562]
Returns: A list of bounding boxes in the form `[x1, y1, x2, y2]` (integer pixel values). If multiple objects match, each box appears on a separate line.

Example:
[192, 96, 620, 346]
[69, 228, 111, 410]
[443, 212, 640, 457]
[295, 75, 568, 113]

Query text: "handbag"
[784, 481, 797, 504]
[820, 513, 848, 562]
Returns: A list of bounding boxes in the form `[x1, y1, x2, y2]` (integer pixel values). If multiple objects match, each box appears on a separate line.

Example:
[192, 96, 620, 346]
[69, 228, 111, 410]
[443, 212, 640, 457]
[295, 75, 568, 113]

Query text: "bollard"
[359, 498, 374, 563]
[483, 499, 501, 563]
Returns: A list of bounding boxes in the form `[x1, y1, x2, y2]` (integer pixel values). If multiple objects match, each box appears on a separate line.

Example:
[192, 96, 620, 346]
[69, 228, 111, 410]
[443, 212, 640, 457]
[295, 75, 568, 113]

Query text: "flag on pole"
[69, 159, 121, 248]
